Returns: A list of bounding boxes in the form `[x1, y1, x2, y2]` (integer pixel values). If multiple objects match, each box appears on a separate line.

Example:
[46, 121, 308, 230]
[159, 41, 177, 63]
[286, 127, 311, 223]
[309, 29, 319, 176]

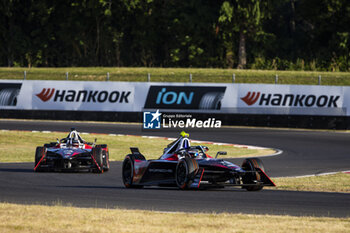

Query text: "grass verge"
[1, 67, 350, 85]
[0, 203, 349, 233]
[0, 130, 274, 162]
[270, 173, 350, 193]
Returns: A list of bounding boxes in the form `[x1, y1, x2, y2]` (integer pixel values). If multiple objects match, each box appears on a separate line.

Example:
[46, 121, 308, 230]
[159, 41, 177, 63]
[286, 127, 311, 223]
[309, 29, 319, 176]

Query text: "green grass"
[1, 67, 350, 85]
[270, 173, 350, 193]
[1, 203, 350, 233]
[0, 130, 274, 163]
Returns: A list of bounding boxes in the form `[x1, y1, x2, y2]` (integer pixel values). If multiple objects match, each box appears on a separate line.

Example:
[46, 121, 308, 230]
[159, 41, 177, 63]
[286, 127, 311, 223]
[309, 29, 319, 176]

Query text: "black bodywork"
[34, 129, 109, 173]
[122, 134, 275, 191]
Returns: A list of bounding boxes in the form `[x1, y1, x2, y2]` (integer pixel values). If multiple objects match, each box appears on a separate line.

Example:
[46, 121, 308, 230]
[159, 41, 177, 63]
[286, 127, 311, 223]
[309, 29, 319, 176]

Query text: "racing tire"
[122, 154, 145, 188]
[241, 158, 264, 191]
[34, 146, 46, 172]
[103, 150, 110, 172]
[175, 157, 199, 190]
[95, 145, 109, 172]
[92, 147, 104, 173]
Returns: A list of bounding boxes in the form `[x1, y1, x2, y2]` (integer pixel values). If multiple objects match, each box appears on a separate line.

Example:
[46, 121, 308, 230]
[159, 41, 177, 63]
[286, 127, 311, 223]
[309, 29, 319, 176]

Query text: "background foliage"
[0, 0, 349, 71]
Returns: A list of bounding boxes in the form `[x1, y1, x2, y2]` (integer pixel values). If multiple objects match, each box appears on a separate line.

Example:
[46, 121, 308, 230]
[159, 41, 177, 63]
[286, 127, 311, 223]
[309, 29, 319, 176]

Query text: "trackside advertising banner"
[0, 80, 348, 116]
[0, 80, 136, 111]
[222, 84, 345, 116]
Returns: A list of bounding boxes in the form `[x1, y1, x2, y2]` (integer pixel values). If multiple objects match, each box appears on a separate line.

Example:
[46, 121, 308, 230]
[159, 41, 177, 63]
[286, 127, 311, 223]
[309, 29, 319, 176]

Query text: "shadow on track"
[56, 185, 258, 193]
[57, 185, 125, 190]
[0, 168, 34, 173]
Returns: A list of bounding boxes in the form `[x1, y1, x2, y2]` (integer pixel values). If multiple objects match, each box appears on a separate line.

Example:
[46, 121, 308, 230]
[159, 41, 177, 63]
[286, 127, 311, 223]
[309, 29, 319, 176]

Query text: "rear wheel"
[175, 158, 199, 190]
[34, 147, 46, 172]
[122, 154, 145, 188]
[242, 158, 264, 191]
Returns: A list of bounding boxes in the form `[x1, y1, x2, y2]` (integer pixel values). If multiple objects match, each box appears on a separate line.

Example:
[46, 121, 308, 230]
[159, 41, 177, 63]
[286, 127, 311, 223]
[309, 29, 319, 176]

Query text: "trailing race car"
[122, 132, 275, 191]
[34, 128, 109, 173]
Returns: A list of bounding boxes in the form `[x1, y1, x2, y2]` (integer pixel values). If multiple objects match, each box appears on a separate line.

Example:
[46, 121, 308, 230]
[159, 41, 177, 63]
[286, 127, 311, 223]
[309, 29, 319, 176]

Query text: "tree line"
[1, 0, 349, 71]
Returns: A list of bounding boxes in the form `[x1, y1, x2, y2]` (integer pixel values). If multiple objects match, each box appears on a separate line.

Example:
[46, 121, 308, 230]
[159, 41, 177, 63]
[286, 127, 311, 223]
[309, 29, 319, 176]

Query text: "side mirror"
[215, 151, 227, 158]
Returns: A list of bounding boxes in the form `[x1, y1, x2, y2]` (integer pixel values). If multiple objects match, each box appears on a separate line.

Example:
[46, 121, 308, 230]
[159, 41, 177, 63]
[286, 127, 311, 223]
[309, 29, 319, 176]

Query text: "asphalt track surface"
[0, 120, 349, 217]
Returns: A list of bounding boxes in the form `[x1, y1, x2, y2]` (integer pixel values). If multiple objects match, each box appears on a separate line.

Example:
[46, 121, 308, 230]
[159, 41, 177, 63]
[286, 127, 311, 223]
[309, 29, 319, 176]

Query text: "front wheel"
[122, 154, 145, 188]
[34, 146, 46, 172]
[241, 158, 264, 191]
[175, 158, 199, 190]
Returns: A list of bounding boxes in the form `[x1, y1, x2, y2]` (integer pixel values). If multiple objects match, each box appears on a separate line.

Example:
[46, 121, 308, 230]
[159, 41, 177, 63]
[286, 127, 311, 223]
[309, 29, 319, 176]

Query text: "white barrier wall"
[222, 84, 344, 116]
[0, 80, 347, 116]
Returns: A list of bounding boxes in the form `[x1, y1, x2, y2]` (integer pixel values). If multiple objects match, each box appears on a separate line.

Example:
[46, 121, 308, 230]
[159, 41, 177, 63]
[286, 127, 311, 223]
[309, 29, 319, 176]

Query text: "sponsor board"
[224, 84, 345, 116]
[31, 82, 134, 111]
[7, 80, 135, 111]
[144, 85, 226, 110]
[0, 80, 349, 117]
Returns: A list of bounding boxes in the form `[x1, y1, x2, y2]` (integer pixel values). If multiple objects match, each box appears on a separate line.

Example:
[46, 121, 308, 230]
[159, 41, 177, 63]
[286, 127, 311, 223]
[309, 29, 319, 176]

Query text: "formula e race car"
[34, 128, 109, 173]
[122, 132, 275, 191]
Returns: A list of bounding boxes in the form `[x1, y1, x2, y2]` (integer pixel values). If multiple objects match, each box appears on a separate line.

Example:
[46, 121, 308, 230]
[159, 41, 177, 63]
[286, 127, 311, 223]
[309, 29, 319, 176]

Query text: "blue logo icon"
[143, 110, 162, 129]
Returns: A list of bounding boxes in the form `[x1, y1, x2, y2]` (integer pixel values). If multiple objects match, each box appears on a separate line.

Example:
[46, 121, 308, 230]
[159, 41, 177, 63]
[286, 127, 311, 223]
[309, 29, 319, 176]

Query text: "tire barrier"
[0, 88, 20, 106]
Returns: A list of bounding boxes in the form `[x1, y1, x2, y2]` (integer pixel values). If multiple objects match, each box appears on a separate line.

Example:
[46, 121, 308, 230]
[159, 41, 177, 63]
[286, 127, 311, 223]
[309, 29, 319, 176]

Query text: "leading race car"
[34, 128, 109, 173]
[122, 132, 275, 191]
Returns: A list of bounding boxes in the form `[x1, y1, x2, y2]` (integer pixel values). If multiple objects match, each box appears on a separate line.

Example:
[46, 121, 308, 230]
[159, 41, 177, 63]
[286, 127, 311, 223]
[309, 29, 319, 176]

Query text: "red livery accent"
[36, 88, 55, 102]
[241, 92, 261, 106]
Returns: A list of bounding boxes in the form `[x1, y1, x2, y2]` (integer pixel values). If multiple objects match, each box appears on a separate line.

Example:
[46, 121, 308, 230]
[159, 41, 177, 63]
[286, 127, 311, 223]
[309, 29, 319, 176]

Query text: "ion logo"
[241, 92, 260, 105]
[143, 110, 162, 129]
[144, 86, 226, 109]
[156, 88, 193, 105]
[36, 88, 55, 102]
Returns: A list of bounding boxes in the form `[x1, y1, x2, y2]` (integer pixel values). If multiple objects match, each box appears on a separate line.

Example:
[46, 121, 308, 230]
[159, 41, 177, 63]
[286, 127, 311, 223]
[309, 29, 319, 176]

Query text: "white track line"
[276, 170, 350, 178]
